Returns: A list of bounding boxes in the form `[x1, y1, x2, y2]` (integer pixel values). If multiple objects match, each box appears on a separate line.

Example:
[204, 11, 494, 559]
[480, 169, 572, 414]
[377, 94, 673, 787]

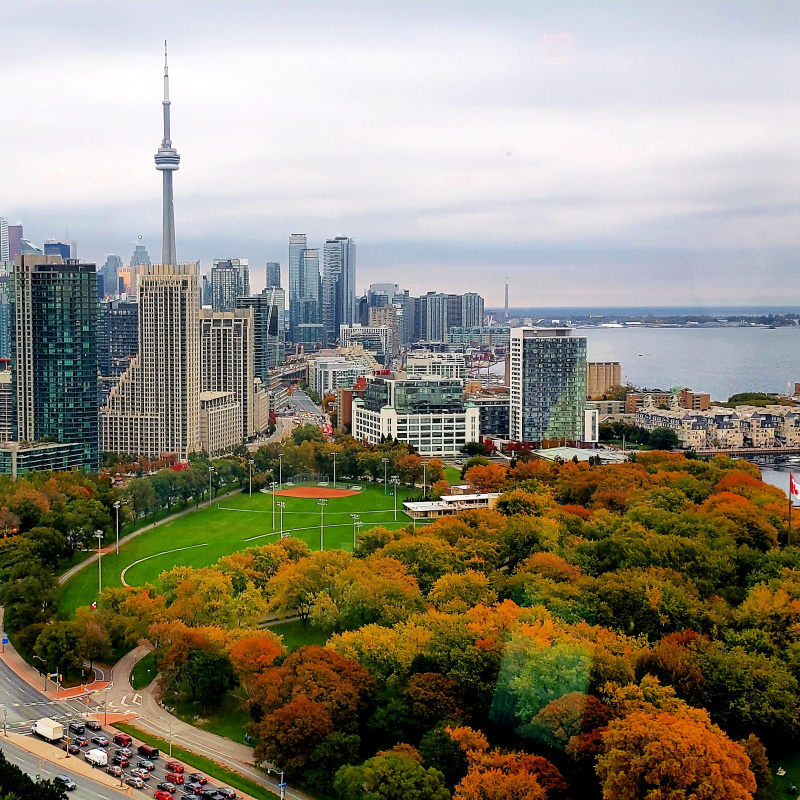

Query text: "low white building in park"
[403, 492, 501, 520]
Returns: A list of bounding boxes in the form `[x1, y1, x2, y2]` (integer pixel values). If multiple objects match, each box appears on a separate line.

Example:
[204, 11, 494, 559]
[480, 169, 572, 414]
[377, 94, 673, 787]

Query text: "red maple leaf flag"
[91, 601, 97, 610]
[791, 474, 800, 499]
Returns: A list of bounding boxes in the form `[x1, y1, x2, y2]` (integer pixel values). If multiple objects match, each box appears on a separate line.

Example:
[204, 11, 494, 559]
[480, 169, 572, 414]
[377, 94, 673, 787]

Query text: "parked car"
[106, 765, 123, 777]
[112, 732, 132, 747]
[156, 782, 176, 794]
[166, 773, 185, 785]
[74, 736, 89, 747]
[85, 720, 101, 731]
[188, 774, 207, 785]
[131, 768, 151, 781]
[63, 743, 80, 755]
[126, 776, 145, 789]
[155, 792, 175, 800]
[91, 735, 110, 747]
[165, 761, 184, 773]
[137, 758, 156, 771]
[53, 775, 76, 791]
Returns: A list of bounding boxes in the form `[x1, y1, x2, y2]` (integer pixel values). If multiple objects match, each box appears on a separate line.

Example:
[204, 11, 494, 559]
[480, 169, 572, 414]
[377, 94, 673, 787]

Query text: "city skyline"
[4, 1, 800, 306]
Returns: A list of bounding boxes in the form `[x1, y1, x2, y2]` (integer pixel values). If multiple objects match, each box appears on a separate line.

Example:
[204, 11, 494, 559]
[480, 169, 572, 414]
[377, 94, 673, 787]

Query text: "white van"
[85, 748, 108, 767]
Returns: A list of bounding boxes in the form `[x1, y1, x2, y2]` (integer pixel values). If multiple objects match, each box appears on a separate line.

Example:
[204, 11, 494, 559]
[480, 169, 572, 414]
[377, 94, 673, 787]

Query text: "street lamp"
[390, 476, 400, 522]
[270, 482, 278, 529]
[422, 461, 428, 499]
[156, 716, 174, 757]
[95, 530, 104, 594]
[381, 458, 390, 493]
[349, 513, 360, 551]
[277, 501, 286, 538]
[266, 766, 286, 800]
[208, 466, 216, 508]
[248, 459, 255, 498]
[113, 500, 121, 555]
[317, 499, 328, 551]
[332, 451, 337, 489]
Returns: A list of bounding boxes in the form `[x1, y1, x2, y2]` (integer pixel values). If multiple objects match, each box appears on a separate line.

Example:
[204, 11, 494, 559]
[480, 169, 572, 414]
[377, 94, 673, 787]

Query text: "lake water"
[579, 326, 800, 401]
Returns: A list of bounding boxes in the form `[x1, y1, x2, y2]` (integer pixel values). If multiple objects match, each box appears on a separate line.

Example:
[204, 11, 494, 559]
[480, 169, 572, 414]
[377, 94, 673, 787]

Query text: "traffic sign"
[1, 634, 8, 645]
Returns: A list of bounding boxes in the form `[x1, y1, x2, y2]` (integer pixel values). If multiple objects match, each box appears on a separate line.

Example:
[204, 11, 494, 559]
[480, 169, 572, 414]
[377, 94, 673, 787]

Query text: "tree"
[72, 608, 112, 672]
[524, 691, 612, 751]
[454, 751, 566, 800]
[376, 537, 462, 595]
[0, 750, 67, 800]
[292, 424, 325, 445]
[464, 463, 508, 493]
[34, 622, 82, 675]
[334, 745, 451, 800]
[228, 633, 284, 693]
[419, 724, 470, 789]
[596, 707, 756, 800]
[648, 427, 680, 450]
[429, 571, 497, 613]
[184, 649, 238, 708]
[430, 480, 451, 500]
[257, 697, 334, 773]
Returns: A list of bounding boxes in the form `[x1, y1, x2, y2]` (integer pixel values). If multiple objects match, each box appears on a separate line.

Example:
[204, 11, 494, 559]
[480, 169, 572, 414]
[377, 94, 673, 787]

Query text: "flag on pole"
[791, 474, 800, 499]
[91, 601, 97, 610]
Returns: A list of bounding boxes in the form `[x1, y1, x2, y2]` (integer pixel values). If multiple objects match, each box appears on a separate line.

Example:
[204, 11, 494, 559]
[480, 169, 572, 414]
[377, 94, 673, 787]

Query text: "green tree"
[184, 649, 238, 708]
[34, 622, 82, 675]
[648, 427, 680, 450]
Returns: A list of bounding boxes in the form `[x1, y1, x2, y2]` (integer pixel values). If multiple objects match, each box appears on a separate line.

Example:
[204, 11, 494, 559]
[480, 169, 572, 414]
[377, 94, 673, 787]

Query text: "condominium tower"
[322, 236, 356, 345]
[211, 258, 250, 311]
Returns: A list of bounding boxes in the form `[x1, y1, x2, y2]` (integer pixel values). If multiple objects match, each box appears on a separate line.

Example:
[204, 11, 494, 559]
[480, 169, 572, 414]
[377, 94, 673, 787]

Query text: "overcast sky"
[4, 0, 800, 307]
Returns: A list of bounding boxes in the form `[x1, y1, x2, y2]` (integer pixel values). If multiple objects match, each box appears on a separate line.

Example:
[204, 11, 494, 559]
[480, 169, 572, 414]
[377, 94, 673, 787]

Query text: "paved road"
[288, 390, 322, 418]
[0, 736, 128, 800]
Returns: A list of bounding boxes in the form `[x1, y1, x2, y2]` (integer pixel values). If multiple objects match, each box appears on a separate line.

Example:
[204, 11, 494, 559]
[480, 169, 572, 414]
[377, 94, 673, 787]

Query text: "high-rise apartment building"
[200, 308, 254, 441]
[211, 258, 250, 312]
[322, 236, 356, 344]
[101, 47, 201, 461]
[266, 262, 281, 288]
[98, 299, 138, 378]
[461, 292, 484, 328]
[509, 327, 587, 444]
[368, 305, 401, 355]
[12, 255, 99, 470]
[201, 274, 212, 306]
[0, 218, 9, 266]
[237, 287, 286, 380]
[288, 234, 322, 343]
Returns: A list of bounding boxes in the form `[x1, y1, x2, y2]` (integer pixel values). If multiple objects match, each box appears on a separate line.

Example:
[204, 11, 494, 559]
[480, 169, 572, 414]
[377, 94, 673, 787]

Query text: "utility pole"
[382, 458, 389, 494]
[391, 475, 400, 521]
[350, 513, 360, 551]
[277, 501, 286, 538]
[95, 530, 104, 594]
[248, 459, 255, 497]
[113, 500, 121, 555]
[270, 482, 278, 528]
[278, 453, 283, 487]
[208, 466, 216, 507]
[332, 451, 337, 489]
[318, 499, 327, 550]
[422, 461, 428, 499]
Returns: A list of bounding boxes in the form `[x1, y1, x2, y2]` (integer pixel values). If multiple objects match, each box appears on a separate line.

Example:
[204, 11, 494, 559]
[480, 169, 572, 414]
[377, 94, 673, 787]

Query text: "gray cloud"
[4, 0, 800, 306]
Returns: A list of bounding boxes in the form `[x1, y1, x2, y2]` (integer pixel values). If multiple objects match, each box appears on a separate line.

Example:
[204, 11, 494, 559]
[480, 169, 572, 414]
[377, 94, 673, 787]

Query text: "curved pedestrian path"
[120, 543, 208, 587]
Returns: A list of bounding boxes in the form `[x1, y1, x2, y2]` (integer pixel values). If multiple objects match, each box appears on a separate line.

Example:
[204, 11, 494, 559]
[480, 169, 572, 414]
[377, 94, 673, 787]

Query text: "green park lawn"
[59, 482, 414, 617]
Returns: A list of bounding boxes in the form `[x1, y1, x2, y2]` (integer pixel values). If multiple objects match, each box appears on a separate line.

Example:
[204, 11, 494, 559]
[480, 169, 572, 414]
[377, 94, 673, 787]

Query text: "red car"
[154, 792, 174, 800]
[165, 761, 184, 773]
[165, 773, 184, 785]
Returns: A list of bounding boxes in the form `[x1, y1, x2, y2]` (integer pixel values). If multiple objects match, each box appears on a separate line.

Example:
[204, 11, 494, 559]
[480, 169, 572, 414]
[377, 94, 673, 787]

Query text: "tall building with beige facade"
[368, 305, 401, 355]
[101, 262, 201, 460]
[586, 362, 621, 398]
[200, 308, 255, 441]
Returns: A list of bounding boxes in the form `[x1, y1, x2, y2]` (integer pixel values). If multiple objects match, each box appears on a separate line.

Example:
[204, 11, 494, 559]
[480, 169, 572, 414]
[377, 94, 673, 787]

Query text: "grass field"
[130, 652, 157, 690]
[59, 482, 414, 617]
[268, 618, 328, 651]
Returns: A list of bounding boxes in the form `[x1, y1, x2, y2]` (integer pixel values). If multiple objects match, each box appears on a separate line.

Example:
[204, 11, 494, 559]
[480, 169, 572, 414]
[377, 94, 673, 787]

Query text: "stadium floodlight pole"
[208, 466, 216, 508]
[391, 476, 400, 521]
[270, 482, 278, 528]
[382, 458, 390, 493]
[277, 501, 286, 537]
[95, 530, 104, 594]
[422, 461, 428, 499]
[278, 453, 283, 487]
[113, 500, 121, 555]
[332, 451, 337, 489]
[318, 499, 328, 551]
[248, 459, 255, 497]
[350, 513, 360, 551]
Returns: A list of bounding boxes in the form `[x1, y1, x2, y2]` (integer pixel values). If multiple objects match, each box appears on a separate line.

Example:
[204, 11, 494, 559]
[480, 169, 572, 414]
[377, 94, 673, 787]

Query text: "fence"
[286, 472, 329, 485]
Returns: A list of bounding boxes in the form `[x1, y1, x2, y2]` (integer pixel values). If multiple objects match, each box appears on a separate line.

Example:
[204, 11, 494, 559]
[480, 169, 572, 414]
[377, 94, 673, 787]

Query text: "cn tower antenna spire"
[155, 40, 180, 265]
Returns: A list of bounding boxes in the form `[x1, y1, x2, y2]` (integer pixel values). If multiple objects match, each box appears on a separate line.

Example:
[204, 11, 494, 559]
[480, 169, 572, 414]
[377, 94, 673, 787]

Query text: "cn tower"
[154, 41, 180, 265]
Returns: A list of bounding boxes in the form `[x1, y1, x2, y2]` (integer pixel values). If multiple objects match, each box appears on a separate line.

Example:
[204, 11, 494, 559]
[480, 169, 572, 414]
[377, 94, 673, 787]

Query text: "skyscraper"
[101, 254, 123, 296]
[509, 327, 587, 444]
[288, 234, 311, 340]
[12, 254, 99, 470]
[98, 299, 138, 378]
[101, 45, 201, 461]
[461, 292, 484, 328]
[44, 240, 77, 260]
[0, 218, 9, 264]
[237, 287, 286, 379]
[211, 258, 250, 311]
[131, 240, 151, 267]
[7, 226, 22, 263]
[322, 236, 356, 344]
[266, 261, 281, 289]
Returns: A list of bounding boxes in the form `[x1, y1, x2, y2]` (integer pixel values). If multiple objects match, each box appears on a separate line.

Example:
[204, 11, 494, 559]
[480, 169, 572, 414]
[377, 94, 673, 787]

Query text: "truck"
[85, 748, 108, 767]
[31, 718, 63, 743]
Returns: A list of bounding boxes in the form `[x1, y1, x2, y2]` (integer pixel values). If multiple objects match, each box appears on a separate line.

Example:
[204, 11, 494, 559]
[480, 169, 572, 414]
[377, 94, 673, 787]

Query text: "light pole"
[266, 766, 286, 800]
[350, 513, 360, 551]
[113, 500, 121, 555]
[318, 499, 327, 551]
[277, 501, 286, 538]
[248, 459, 255, 497]
[422, 461, 428, 499]
[382, 458, 389, 493]
[95, 530, 104, 595]
[278, 453, 283, 488]
[332, 451, 337, 489]
[270, 482, 278, 529]
[32, 655, 47, 691]
[208, 466, 216, 508]
[391, 476, 400, 521]
[157, 716, 174, 757]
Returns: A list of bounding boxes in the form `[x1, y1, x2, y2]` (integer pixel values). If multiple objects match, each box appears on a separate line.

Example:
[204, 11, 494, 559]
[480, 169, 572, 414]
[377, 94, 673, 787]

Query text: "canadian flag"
[90, 601, 97, 610]
[791, 474, 800, 499]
